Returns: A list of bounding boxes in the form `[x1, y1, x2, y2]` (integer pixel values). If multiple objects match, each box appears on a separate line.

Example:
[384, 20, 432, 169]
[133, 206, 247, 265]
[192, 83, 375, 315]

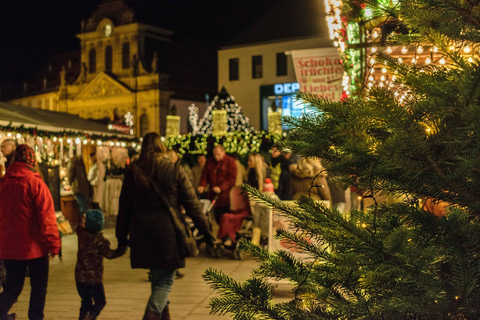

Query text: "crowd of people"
[0, 132, 350, 320]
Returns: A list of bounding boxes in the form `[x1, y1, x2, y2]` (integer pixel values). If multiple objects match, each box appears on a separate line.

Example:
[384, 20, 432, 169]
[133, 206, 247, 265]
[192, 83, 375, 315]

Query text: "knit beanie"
[14, 144, 36, 167]
[85, 209, 105, 232]
[263, 178, 274, 193]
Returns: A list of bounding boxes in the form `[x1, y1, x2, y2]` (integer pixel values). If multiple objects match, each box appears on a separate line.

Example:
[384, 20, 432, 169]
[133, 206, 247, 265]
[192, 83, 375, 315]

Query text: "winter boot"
[142, 309, 161, 320]
[160, 306, 170, 320]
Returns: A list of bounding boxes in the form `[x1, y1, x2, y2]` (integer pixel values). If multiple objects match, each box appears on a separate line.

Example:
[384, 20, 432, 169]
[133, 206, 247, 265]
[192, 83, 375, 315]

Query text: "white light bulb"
[440, 58, 446, 64]
[402, 47, 407, 54]
[371, 47, 377, 52]
[387, 47, 392, 53]
[417, 46, 423, 53]
[398, 58, 403, 63]
[464, 46, 471, 53]
[382, 68, 387, 73]
[426, 57, 431, 64]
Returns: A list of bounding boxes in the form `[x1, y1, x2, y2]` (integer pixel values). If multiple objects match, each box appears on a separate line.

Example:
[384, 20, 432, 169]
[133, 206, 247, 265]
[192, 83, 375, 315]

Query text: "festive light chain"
[192, 94, 255, 136]
[324, 0, 477, 98]
[163, 131, 282, 156]
[0, 125, 139, 152]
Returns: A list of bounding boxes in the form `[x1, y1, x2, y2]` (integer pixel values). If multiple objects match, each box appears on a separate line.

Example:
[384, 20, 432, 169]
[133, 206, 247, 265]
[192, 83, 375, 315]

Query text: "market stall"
[0, 101, 138, 228]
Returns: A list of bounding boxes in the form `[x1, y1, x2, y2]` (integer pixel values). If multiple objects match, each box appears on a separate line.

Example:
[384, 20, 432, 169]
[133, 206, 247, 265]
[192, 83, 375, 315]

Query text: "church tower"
[58, 0, 173, 137]
[5, 0, 215, 137]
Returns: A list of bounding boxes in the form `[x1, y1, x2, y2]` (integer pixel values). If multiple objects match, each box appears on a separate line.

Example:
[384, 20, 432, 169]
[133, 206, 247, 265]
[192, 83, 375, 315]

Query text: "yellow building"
[7, 0, 213, 137]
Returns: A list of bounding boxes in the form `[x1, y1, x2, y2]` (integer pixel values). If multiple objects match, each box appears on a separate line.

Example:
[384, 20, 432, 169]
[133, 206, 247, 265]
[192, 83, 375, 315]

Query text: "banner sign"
[291, 48, 343, 100]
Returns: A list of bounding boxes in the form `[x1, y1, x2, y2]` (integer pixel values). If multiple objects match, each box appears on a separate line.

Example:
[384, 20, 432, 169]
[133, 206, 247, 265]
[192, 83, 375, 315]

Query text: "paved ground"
[7, 218, 293, 319]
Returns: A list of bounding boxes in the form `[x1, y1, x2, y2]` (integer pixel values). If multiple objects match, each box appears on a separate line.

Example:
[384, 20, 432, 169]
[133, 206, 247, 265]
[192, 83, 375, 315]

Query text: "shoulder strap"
[150, 178, 188, 236]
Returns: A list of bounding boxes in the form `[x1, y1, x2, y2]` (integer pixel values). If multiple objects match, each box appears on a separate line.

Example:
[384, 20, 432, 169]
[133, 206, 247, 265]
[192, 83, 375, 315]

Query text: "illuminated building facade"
[5, 0, 214, 137]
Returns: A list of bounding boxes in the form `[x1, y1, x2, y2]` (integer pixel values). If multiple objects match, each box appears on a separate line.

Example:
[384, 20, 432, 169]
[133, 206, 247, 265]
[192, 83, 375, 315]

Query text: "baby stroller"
[188, 194, 219, 247]
[208, 186, 254, 260]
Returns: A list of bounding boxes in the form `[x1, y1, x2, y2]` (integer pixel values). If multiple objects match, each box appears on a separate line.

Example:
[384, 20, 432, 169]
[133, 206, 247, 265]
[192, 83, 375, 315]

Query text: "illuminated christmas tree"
[203, 1, 480, 319]
[189, 87, 255, 136]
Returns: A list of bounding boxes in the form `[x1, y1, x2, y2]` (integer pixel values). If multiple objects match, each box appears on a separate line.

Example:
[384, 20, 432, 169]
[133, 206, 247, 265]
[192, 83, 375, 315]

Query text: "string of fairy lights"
[188, 93, 255, 136]
[323, 0, 477, 101]
[0, 126, 140, 167]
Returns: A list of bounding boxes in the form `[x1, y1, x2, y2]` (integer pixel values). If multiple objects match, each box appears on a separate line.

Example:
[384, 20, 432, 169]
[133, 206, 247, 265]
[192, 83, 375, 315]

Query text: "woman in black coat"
[116, 132, 213, 320]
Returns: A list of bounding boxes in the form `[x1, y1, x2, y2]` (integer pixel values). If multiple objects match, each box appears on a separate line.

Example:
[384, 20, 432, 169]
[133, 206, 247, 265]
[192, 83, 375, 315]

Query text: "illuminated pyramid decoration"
[188, 87, 255, 136]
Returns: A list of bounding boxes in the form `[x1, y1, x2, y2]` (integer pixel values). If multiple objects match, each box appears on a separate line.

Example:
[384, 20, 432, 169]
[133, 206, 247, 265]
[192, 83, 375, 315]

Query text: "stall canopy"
[0, 101, 129, 137]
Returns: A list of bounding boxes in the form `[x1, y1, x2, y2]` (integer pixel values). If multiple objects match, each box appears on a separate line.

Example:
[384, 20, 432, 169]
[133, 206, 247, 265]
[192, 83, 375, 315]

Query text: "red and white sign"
[111, 124, 131, 134]
[291, 48, 343, 101]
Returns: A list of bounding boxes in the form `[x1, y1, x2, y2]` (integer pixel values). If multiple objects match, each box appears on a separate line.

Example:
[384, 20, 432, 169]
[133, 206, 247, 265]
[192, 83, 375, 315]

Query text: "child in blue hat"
[75, 209, 127, 320]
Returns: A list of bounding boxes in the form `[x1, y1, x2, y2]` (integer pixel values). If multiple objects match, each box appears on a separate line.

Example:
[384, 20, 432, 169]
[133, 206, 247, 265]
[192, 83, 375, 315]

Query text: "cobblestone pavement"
[7, 217, 277, 320]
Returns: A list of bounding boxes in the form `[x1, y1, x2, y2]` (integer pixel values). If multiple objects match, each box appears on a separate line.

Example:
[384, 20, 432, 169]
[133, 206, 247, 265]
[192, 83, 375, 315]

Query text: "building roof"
[225, 0, 332, 48]
[0, 101, 130, 137]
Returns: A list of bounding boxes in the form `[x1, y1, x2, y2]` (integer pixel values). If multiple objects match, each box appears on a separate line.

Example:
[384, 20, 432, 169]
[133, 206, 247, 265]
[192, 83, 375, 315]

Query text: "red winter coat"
[199, 155, 237, 208]
[0, 162, 61, 259]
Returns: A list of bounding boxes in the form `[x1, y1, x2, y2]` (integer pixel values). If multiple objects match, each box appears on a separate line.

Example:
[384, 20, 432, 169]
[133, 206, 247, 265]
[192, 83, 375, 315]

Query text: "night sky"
[0, 0, 279, 86]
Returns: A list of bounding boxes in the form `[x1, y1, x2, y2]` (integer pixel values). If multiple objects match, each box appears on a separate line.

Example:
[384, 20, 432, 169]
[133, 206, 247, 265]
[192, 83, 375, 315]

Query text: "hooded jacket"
[0, 162, 61, 259]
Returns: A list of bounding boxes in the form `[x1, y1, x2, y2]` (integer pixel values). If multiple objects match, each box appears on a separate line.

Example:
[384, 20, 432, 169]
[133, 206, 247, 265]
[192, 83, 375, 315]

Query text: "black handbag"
[150, 179, 199, 258]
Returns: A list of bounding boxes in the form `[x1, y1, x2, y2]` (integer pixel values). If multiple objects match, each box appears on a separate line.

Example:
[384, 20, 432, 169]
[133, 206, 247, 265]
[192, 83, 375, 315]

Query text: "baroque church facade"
[6, 0, 214, 137]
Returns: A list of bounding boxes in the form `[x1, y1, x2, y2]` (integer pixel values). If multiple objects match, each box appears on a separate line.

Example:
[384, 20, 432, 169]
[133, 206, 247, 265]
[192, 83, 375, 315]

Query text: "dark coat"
[116, 155, 210, 269]
[68, 155, 91, 200]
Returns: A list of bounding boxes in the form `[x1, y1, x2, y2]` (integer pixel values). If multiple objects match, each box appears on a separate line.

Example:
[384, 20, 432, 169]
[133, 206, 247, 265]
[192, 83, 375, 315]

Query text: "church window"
[89, 48, 96, 73]
[122, 43, 130, 69]
[140, 113, 149, 137]
[105, 45, 113, 72]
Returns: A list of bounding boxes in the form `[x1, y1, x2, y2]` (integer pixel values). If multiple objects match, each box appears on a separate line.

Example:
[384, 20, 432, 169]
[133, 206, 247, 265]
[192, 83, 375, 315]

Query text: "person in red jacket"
[0, 144, 61, 320]
[198, 144, 237, 224]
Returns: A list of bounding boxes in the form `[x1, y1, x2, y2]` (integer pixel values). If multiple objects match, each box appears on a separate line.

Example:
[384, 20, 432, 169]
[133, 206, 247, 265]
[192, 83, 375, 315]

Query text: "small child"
[75, 210, 127, 320]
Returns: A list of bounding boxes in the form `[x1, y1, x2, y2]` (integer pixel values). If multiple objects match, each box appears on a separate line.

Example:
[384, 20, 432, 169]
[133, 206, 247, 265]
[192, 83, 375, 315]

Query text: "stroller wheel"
[206, 244, 216, 257]
[232, 249, 239, 260]
[233, 248, 245, 260]
[214, 245, 224, 258]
